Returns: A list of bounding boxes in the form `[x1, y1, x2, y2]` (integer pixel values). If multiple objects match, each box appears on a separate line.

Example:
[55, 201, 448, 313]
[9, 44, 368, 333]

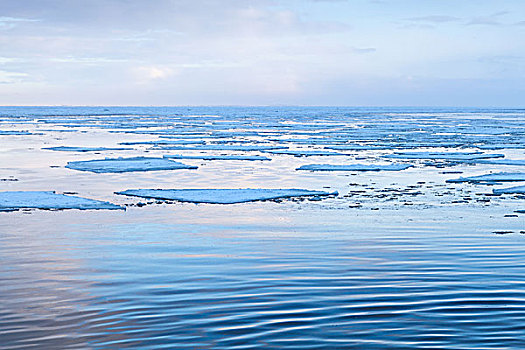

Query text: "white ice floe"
[0, 130, 41, 135]
[43, 146, 133, 152]
[325, 145, 394, 151]
[464, 159, 525, 166]
[262, 150, 351, 157]
[476, 144, 525, 150]
[66, 157, 197, 173]
[153, 145, 288, 151]
[163, 155, 271, 161]
[447, 172, 525, 183]
[296, 164, 413, 171]
[493, 185, 525, 195]
[0, 191, 123, 211]
[116, 188, 338, 204]
[383, 151, 504, 160]
[119, 140, 206, 145]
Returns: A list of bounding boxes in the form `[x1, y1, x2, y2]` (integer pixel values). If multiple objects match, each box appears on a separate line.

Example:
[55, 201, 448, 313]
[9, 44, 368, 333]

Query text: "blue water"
[1, 107, 524, 349]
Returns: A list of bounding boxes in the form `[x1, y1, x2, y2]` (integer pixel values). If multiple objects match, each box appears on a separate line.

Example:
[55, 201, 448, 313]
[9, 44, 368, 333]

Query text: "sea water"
[1, 107, 524, 349]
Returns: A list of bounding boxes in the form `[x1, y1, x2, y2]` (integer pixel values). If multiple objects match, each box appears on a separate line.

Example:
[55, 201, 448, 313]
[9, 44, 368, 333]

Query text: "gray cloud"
[467, 11, 508, 26]
[405, 15, 460, 23]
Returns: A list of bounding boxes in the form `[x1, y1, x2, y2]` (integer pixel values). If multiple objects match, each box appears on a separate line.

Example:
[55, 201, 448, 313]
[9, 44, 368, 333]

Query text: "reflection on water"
[2, 207, 525, 349]
[1, 107, 525, 348]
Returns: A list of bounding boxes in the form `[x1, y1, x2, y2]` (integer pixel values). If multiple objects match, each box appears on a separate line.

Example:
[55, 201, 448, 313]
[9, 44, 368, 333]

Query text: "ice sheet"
[493, 185, 525, 194]
[43, 146, 133, 152]
[0, 191, 123, 210]
[163, 155, 271, 161]
[153, 145, 288, 151]
[116, 188, 338, 204]
[447, 172, 525, 183]
[0, 130, 42, 135]
[66, 157, 197, 173]
[384, 152, 505, 160]
[464, 159, 525, 166]
[297, 164, 413, 171]
[120, 140, 206, 145]
[262, 150, 351, 157]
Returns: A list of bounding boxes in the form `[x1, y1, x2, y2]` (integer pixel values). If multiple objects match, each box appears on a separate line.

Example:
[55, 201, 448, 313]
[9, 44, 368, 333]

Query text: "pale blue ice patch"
[163, 154, 271, 161]
[476, 144, 525, 150]
[66, 157, 197, 173]
[262, 150, 351, 157]
[0, 191, 123, 211]
[384, 151, 504, 160]
[325, 145, 395, 151]
[463, 159, 525, 166]
[0, 130, 42, 135]
[116, 188, 338, 204]
[446, 172, 525, 183]
[297, 164, 413, 171]
[493, 185, 525, 195]
[119, 140, 206, 145]
[43, 146, 133, 152]
[153, 145, 288, 151]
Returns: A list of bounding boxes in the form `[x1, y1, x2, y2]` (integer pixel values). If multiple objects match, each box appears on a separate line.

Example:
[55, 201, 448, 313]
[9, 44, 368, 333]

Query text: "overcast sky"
[0, 0, 524, 106]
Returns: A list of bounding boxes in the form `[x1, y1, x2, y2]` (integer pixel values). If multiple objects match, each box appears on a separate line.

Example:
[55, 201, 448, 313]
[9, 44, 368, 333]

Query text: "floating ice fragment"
[0, 191, 123, 211]
[493, 185, 525, 195]
[297, 164, 413, 172]
[116, 188, 338, 204]
[153, 145, 288, 151]
[464, 159, 525, 166]
[119, 140, 206, 145]
[384, 151, 504, 160]
[163, 154, 271, 161]
[476, 145, 525, 150]
[446, 172, 525, 183]
[66, 157, 197, 173]
[262, 150, 351, 157]
[0, 130, 42, 135]
[325, 145, 394, 151]
[43, 146, 133, 152]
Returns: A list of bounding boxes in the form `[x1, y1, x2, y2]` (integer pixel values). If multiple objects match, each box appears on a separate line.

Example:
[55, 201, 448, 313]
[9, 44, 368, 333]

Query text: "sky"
[0, 0, 524, 106]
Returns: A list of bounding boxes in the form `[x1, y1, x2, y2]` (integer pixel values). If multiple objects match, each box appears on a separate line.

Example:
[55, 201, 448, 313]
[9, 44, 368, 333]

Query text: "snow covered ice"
[0, 191, 123, 211]
[262, 150, 351, 157]
[44, 146, 133, 152]
[446, 172, 525, 183]
[116, 188, 338, 204]
[383, 151, 505, 161]
[297, 164, 413, 172]
[163, 154, 271, 161]
[493, 185, 525, 195]
[66, 157, 197, 173]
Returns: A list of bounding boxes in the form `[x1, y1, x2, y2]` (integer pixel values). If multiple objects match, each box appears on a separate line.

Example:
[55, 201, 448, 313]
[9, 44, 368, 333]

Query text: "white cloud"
[132, 66, 174, 82]
[0, 70, 28, 83]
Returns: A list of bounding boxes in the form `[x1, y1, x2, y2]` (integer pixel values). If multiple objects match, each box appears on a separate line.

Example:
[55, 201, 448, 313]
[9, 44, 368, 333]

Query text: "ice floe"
[463, 159, 525, 166]
[476, 144, 525, 150]
[447, 172, 525, 183]
[0, 130, 41, 135]
[66, 157, 197, 173]
[262, 150, 351, 157]
[384, 151, 504, 160]
[297, 164, 413, 171]
[119, 140, 206, 145]
[116, 188, 338, 204]
[153, 145, 287, 151]
[0, 191, 123, 211]
[325, 145, 395, 151]
[493, 185, 525, 195]
[43, 146, 133, 152]
[163, 154, 271, 161]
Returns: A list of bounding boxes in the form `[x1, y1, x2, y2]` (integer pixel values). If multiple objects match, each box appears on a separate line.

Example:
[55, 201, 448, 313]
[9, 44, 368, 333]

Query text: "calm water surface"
[1, 107, 524, 349]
